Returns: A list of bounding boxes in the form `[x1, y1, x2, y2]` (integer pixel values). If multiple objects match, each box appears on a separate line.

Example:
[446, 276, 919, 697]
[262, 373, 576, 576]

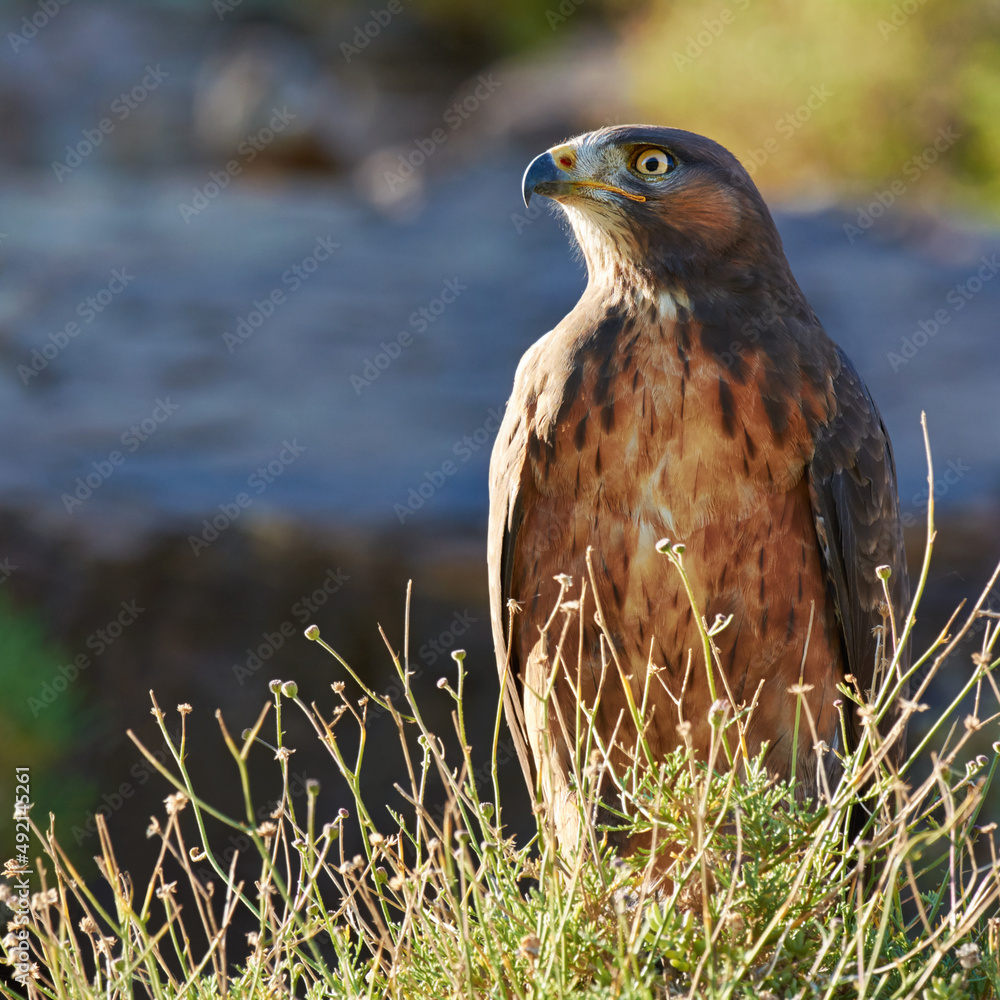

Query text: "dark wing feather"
[807, 349, 910, 757]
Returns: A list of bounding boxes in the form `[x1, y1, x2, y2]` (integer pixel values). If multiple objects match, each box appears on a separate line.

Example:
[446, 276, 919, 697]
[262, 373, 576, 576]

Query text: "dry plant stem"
[135, 694, 329, 979]
[789, 601, 817, 790]
[585, 547, 659, 771]
[888, 411, 936, 695]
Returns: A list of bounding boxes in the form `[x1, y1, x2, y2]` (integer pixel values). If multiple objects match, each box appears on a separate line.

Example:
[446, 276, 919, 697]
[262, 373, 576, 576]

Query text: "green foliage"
[625, 0, 1000, 213]
[0, 593, 94, 861]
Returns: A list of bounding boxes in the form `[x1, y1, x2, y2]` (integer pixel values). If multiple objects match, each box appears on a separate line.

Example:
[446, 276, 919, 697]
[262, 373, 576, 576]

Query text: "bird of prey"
[487, 125, 909, 853]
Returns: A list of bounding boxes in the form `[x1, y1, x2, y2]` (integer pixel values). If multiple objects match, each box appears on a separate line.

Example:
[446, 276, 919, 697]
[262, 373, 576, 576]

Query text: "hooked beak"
[522, 151, 566, 208]
[521, 148, 646, 208]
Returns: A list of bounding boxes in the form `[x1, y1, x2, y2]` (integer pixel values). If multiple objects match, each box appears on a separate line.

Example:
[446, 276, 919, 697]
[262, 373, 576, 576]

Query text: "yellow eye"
[633, 148, 675, 177]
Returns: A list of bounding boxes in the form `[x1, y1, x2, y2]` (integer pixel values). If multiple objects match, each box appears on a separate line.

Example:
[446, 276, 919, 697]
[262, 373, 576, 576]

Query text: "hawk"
[487, 125, 909, 852]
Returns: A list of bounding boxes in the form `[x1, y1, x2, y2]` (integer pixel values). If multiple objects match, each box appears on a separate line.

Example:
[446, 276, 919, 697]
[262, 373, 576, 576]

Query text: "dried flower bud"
[957, 941, 981, 969]
[519, 933, 541, 961]
[165, 791, 188, 816]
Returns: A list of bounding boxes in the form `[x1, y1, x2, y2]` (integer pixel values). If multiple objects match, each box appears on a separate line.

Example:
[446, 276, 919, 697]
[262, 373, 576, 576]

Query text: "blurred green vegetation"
[0, 593, 94, 865]
[150, 0, 1000, 213]
[623, 0, 1000, 213]
[365, 0, 1000, 214]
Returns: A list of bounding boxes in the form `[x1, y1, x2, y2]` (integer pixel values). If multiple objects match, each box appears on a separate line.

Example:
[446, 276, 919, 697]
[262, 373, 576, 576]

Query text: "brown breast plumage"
[487, 124, 909, 858]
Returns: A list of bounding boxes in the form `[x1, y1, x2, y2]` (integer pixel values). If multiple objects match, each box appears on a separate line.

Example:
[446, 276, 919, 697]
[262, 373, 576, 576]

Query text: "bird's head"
[523, 125, 786, 298]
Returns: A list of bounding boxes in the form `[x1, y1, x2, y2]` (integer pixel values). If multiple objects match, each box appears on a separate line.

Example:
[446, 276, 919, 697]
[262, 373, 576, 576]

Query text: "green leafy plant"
[0, 592, 95, 868]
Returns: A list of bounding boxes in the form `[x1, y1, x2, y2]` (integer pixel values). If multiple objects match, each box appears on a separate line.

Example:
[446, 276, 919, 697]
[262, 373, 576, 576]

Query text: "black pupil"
[645, 155, 661, 171]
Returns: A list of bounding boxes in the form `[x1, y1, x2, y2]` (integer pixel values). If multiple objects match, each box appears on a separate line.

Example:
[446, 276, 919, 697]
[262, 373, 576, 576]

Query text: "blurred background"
[1, 0, 999, 912]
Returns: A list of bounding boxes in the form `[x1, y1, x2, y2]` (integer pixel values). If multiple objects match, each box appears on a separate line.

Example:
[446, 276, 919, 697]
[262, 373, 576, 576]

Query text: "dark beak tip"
[522, 151, 560, 210]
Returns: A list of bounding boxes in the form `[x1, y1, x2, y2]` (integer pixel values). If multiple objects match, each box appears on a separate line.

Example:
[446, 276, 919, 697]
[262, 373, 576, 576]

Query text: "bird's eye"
[632, 148, 675, 178]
